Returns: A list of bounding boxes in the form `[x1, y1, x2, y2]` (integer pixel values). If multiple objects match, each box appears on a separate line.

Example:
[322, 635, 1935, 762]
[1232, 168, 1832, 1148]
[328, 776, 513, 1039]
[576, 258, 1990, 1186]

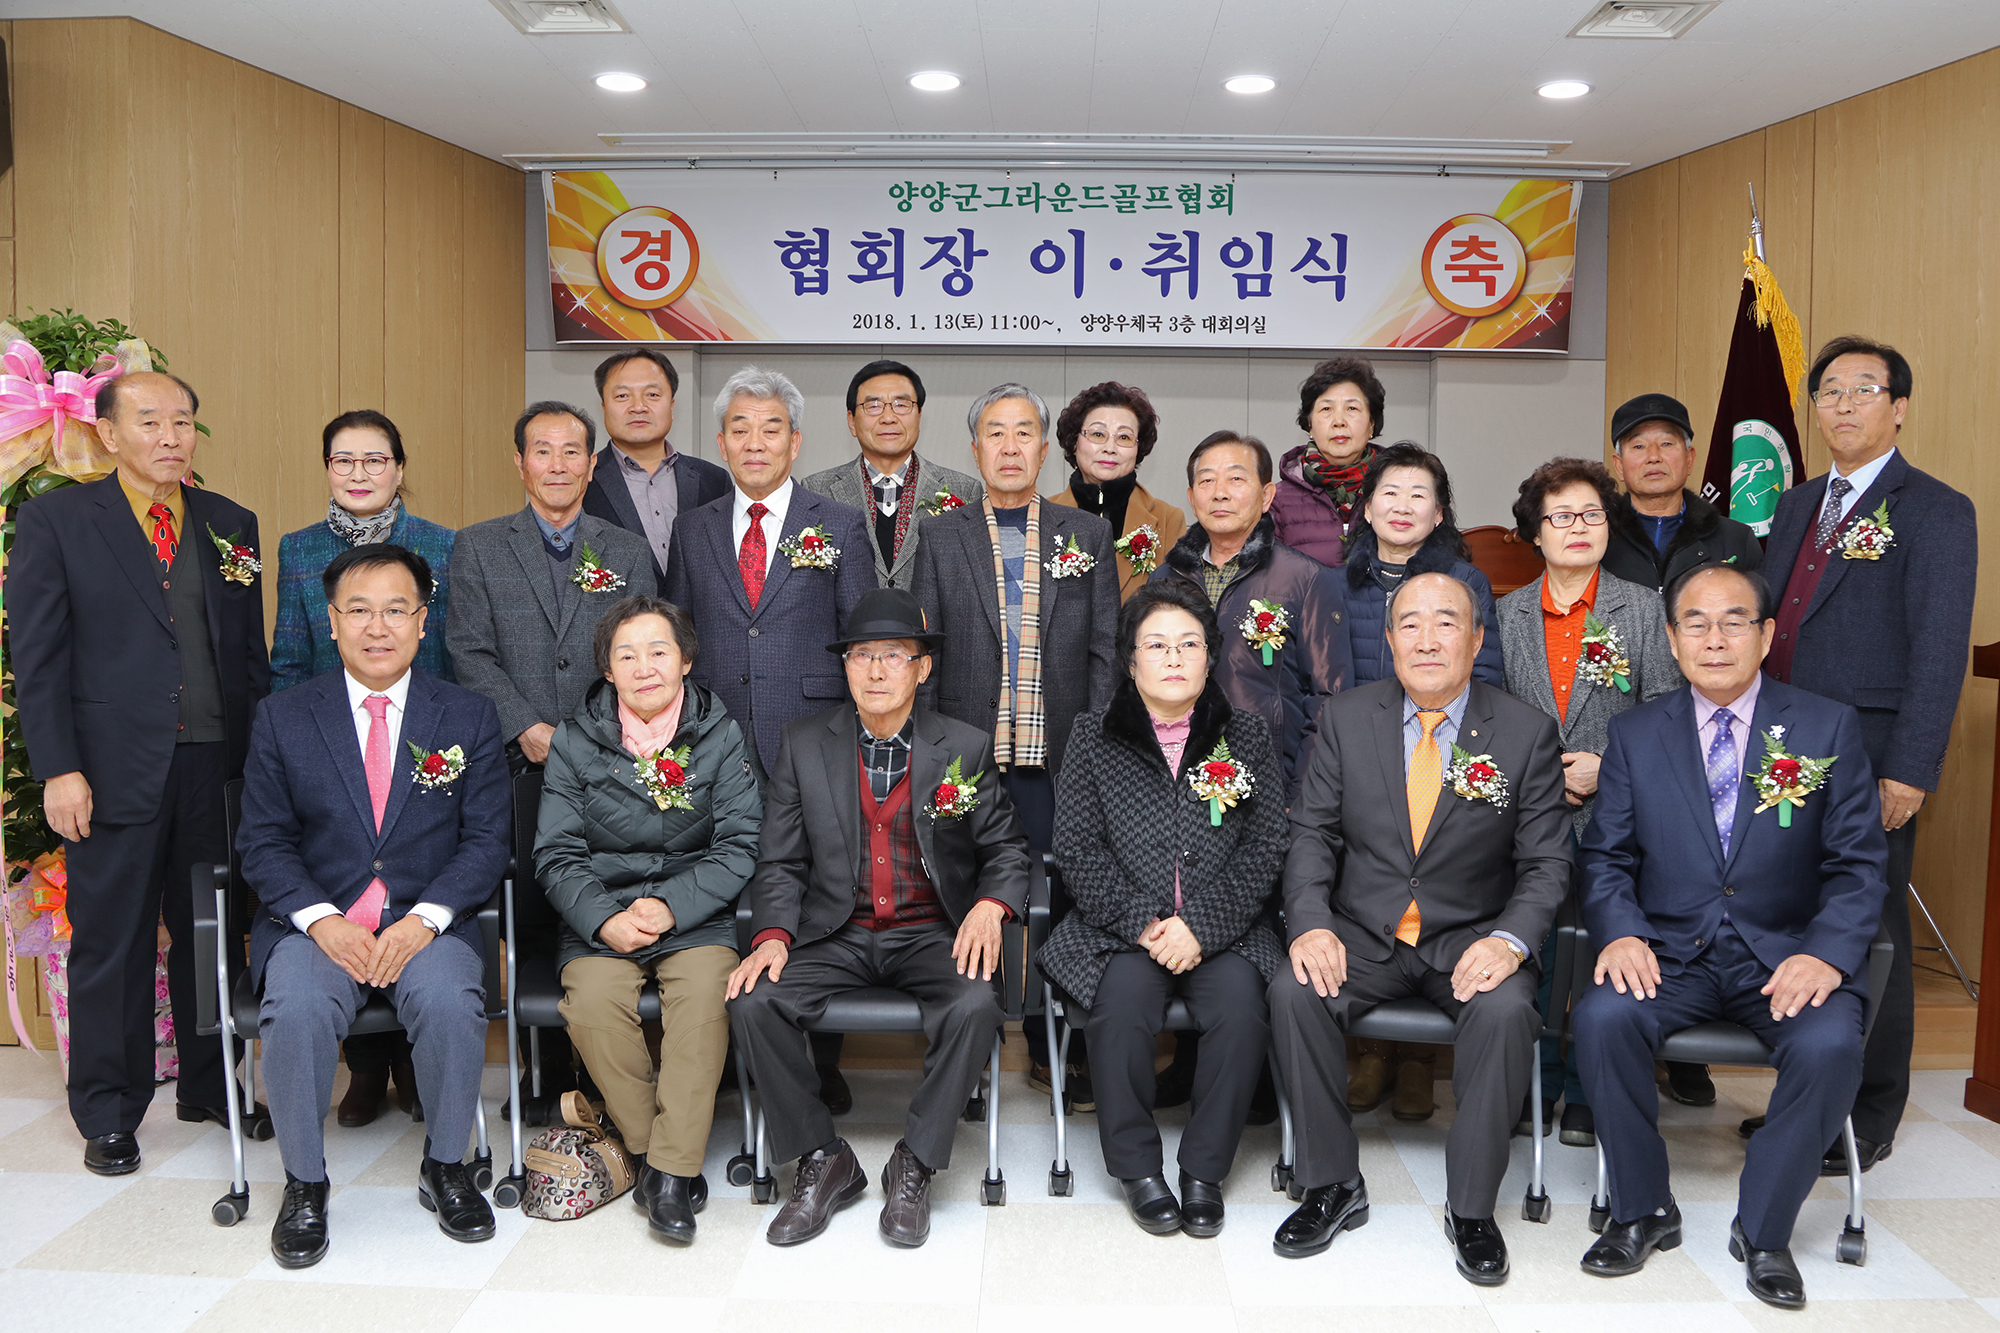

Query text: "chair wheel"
[211, 1191, 249, 1227]
[982, 1177, 1006, 1206]
[1271, 1163, 1293, 1194]
[1287, 1179, 1304, 1202]
[471, 1156, 494, 1192]
[1522, 1192, 1551, 1224]
[963, 1095, 988, 1123]
[726, 1153, 756, 1187]
[1047, 1167, 1073, 1197]
[247, 1118, 275, 1143]
[751, 1174, 777, 1204]
[492, 1174, 524, 1209]
[1837, 1228, 1867, 1266]
[1588, 1201, 1610, 1235]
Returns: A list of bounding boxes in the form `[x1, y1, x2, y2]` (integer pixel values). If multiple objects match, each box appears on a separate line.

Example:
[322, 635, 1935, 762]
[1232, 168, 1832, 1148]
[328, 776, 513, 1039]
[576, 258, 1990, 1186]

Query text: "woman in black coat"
[1040, 580, 1288, 1240]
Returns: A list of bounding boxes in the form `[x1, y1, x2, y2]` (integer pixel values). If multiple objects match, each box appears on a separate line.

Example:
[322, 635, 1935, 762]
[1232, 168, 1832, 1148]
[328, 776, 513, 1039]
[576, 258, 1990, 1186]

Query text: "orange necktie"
[1399, 709, 1446, 946]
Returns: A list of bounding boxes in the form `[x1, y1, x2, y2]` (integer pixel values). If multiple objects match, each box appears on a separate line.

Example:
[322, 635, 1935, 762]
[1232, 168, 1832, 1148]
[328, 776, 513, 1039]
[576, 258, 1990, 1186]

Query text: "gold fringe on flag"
[1743, 246, 1805, 404]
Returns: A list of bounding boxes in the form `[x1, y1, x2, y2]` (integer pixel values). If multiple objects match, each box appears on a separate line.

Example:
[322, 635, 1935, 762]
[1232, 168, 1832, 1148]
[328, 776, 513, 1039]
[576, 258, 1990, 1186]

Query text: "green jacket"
[534, 678, 760, 971]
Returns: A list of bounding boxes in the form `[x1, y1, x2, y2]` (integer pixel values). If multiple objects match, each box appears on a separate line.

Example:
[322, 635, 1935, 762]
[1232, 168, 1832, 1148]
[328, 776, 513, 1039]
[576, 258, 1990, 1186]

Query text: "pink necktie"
[345, 694, 392, 932]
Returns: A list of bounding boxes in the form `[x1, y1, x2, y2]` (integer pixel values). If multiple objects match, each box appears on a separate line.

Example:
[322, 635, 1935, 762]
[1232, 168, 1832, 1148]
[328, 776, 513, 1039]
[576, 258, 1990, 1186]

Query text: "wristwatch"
[414, 914, 443, 937]
[1500, 938, 1527, 964]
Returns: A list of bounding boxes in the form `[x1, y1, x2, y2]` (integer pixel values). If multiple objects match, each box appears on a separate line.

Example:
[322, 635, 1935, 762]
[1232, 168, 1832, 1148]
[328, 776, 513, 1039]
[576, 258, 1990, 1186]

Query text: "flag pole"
[1747, 181, 1765, 262]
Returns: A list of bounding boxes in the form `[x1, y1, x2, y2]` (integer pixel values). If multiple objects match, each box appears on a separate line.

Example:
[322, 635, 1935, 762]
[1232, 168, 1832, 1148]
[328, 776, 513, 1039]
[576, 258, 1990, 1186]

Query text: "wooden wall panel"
[338, 104, 386, 420]
[1603, 159, 1680, 452]
[1672, 130, 1768, 484]
[1761, 113, 1818, 453]
[459, 157, 528, 527]
[381, 121, 467, 527]
[13, 19, 132, 322]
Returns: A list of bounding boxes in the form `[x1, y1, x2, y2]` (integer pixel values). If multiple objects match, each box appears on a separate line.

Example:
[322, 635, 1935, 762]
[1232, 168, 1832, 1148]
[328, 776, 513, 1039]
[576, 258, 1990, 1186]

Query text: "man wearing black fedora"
[725, 587, 1031, 1248]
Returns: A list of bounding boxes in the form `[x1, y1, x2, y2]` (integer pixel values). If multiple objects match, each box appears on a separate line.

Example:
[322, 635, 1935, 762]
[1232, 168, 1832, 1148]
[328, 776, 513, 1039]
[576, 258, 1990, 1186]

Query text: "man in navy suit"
[1761, 335, 1976, 1172]
[1575, 562, 1888, 1309]
[581, 348, 731, 588]
[9, 372, 271, 1174]
[665, 366, 876, 782]
[237, 544, 511, 1268]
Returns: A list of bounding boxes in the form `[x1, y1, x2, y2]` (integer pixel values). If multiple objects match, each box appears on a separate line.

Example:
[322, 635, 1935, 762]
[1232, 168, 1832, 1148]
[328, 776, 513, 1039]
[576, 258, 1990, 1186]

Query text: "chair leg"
[1837, 1117, 1868, 1265]
[1046, 990, 1072, 1196]
[750, 1103, 775, 1203]
[726, 1040, 759, 1188]
[209, 879, 251, 1229]
[1522, 1051, 1551, 1222]
[1588, 1141, 1610, 1233]
[528, 1026, 542, 1099]
[1268, 1051, 1296, 1197]
[981, 1032, 1006, 1205]
[493, 936, 526, 1209]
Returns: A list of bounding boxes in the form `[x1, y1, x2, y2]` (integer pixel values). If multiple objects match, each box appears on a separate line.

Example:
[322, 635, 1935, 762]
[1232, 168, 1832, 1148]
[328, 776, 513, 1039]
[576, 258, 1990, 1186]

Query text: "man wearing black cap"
[1602, 393, 1763, 594]
[800, 360, 985, 589]
[726, 587, 1031, 1249]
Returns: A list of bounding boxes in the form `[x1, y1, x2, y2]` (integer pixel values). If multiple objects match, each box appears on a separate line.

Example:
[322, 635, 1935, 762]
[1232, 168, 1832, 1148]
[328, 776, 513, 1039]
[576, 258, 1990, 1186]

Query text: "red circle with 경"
[1420, 214, 1528, 318]
[595, 205, 700, 310]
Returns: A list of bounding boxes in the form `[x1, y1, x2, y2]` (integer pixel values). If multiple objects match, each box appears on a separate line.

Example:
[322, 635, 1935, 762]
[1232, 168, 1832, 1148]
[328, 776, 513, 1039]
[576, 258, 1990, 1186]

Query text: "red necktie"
[740, 501, 769, 609]
[345, 694, 392, 932]
[148, 503, 178, 566]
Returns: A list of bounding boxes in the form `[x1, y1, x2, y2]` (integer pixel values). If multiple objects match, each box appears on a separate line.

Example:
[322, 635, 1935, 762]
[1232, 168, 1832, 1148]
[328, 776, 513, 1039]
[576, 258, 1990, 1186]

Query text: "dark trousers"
[728, 920, 1002, 1169]
[343, 1029, 411, 1075]
[62, 742, 233, 1137]
[1574, 924, 1864, 1250]
[1085, 949, 1268, 1182]
[1853, 817, 1915, 1144]
[1270, 940, 1539, 1217]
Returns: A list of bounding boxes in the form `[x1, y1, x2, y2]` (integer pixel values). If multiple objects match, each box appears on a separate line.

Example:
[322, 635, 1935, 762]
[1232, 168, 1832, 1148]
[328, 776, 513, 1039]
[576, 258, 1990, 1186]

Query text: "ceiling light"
[909, 71, 961, 92]
[1537, 80, 1592, 99]
[595, 72, 647, 92]
[1223, 75, 1276, 95]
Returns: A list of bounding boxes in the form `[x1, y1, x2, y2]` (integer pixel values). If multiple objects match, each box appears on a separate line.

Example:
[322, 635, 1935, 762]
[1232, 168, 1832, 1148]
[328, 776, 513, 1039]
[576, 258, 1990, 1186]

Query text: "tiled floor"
[2, 1046, 1997, 1331]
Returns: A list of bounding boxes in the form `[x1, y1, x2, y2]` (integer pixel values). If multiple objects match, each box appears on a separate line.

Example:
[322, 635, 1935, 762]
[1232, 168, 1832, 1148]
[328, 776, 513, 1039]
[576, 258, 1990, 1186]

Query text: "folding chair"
[727, 856, 1037, 1207]
[498, 769, 758, 1207]
[1577, 925, 1894, 1265]
[193, 779, 516, 1225]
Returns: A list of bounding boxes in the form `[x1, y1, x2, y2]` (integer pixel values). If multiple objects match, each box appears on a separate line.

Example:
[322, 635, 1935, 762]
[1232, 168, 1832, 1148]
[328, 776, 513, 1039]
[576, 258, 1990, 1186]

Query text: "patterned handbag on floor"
[522, 1090, 637, 1220]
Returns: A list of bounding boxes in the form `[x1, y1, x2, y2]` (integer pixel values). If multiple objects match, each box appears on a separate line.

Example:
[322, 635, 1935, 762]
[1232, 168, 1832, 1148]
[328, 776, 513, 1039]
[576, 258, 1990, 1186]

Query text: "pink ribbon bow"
[0, 340, 124, 488]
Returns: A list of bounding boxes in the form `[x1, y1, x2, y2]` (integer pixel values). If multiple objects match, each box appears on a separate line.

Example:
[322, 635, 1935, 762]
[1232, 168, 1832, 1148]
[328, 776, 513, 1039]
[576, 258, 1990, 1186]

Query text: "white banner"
[546, 168, 1579, 352]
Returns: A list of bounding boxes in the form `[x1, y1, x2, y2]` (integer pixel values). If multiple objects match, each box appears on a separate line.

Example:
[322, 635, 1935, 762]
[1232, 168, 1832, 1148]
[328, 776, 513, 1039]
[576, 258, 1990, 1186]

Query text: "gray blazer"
[910, 500, 1119, 778]
[799, 452, 985, 589]
[1496, 568, 1682, 836]
[446, 506, 656, 744]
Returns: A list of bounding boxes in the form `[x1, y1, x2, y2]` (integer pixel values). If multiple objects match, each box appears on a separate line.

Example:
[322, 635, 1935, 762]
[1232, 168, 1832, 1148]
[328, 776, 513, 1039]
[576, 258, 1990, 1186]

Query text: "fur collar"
[1344, 523, 1463, 589]
[1164, 512, 1276, 582]
[1102, 675, 1234, 780]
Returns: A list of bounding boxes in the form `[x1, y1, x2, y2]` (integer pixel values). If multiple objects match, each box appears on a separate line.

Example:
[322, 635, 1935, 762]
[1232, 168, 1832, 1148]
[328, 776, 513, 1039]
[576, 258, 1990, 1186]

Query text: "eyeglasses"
[1136, 638, 1207, 662]
[1078, 425, 1138, 449]
[1541, 508, 1607, 529]
[328, 455, 395, 476]
[338, 606, 416, 628]
[1674, 615, 1758, 638]
[843, 648, 919, 669]
[1811, 383, 1893, 408]
[856, 397, 919, 418]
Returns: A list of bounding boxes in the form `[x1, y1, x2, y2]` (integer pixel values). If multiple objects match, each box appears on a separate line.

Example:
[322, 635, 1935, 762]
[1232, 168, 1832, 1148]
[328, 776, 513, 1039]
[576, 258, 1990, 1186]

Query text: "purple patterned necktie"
[1707, 707, 1740, 856]
[1814, 477, 1853, 549]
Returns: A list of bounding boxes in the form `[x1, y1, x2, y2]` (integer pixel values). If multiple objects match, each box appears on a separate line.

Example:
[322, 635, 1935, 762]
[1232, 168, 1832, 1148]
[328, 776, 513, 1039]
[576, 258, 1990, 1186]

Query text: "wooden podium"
[1968, 641, 2000, 1122]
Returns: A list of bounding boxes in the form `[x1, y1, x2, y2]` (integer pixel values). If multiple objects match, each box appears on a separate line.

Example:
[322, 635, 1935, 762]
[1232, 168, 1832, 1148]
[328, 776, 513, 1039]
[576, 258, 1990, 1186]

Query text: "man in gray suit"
[799, 359, 984, 589]
[448, 401, 655, 774]
[1269, 573, 1571, 1285]
[911, 382, 1118, 853]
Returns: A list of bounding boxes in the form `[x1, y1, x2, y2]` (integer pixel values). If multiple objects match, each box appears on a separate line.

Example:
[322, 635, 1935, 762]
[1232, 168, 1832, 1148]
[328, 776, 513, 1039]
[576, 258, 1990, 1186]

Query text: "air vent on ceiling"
[1569, 2, 1719, 39]
[490, 0, 630, 35]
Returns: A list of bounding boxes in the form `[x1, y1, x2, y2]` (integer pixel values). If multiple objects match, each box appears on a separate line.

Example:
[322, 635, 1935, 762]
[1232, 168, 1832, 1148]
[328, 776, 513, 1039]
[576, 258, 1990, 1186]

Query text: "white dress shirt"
[1826, 446, 1895, 523]
[730, 477, 794, 576]
[288, 669, 454, 937]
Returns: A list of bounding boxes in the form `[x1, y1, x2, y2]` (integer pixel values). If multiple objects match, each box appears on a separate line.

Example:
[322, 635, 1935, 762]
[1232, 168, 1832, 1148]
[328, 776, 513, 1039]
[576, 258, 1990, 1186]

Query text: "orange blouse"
[1542, 567, 1600, 723]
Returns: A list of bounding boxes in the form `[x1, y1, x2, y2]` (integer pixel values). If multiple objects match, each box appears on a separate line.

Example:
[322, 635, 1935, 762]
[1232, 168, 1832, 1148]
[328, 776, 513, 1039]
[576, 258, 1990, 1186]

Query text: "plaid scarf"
[1299, 443, 1375, 522]
[982, 495, 1045, 769]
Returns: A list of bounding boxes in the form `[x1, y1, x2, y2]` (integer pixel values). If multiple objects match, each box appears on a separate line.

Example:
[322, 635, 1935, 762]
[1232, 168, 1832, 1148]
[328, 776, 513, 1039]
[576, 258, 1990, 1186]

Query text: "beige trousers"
[559, 945, 736, 1176]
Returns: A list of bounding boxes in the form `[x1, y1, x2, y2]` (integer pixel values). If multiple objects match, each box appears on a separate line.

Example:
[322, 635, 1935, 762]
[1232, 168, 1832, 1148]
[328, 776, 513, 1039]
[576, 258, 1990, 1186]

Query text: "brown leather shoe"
[390, 1059, 423, 1122]
[766, 1140, 867, 1246]
[1347, 1040, 1391, 1111]
[337, 1067, 389, 1128]
[879, 1139, 933, 1248]
[1391, 1051, 1435, 1122]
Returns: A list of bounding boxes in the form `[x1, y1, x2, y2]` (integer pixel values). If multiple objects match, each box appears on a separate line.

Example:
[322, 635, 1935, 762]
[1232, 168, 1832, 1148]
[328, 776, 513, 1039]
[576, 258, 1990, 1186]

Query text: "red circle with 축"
[595, 205, 701, 310]
[1420, 214, 1528, 319]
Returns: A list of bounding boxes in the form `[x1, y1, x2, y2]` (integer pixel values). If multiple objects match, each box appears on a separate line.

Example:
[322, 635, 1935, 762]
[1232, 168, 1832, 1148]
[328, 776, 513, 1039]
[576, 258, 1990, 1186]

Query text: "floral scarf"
[1298, 443, 1375, 523]
[326, 495, 401, 547]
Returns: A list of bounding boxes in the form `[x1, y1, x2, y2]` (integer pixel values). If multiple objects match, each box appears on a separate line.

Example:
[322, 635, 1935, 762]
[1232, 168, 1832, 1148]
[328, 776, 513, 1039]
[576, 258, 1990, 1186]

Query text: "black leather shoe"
[647, 1171, 705, 1243]
[417, 1158, 496, 1243]
[1559, 1102, 1597, 1148]
[1178, 1171, 1225, 1238]
[1664, 1062, 1716, 1107]
[177, 1100, 274, 1141]
[1581, 1202, 1682, 1277]
[82, 1132, 141, 1176]
[390, 1058, 422, 1121]
[1273, 1178, 1369, 1258]
[1448, 1211, 1510, 1286]
[815, 1065, 854, 1117]
[1154, 1055, 1196, 1110]
[1738, 1114, 1765, 1138]
[271, 1174, 331, 1268]
[1820, 1136, 1892, 1176]
[1730, 1216, 1806, 1309]
[337, 1067, 388, 1127]
[767, 1140, 867, 1246]
[1118, 1174, 1183, 1236]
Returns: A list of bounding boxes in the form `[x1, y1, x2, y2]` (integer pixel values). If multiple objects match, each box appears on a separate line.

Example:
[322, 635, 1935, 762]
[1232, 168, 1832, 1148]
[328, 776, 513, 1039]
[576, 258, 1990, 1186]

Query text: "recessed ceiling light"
[1537, 80, 1592, 99]
[595, 72, 647, 92]
[1223, 75, 1276, 95]
[909, 71, 961, 92]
